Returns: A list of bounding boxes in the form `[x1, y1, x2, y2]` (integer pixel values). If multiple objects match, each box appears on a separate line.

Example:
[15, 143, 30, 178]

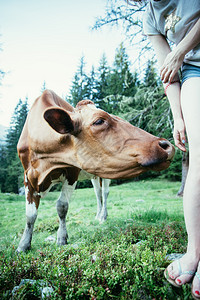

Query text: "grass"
[0, 179, 193, 299]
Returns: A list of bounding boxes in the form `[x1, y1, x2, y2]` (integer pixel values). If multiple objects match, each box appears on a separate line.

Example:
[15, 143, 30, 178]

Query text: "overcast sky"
[0, 0, 140, 127]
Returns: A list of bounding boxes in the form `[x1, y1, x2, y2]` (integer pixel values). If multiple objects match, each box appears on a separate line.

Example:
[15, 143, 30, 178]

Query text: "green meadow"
[0, 179, 193, 299]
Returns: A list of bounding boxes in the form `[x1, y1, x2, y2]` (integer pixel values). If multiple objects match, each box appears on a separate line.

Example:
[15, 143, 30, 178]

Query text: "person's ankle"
[185, 250, 200, 262]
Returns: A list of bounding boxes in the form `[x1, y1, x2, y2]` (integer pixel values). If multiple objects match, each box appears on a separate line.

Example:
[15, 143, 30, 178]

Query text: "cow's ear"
[44, 108, 77, 135]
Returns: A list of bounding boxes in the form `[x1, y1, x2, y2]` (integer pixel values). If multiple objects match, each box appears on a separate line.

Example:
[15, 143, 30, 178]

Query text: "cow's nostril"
[159, 140, 170, 150]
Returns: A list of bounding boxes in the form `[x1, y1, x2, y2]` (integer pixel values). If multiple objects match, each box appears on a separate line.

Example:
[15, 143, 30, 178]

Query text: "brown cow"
[17, 90, 174, 252]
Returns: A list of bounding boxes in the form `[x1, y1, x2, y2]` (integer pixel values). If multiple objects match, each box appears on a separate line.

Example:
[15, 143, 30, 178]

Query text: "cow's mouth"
[141, 157, 168, 168]
[141, 159, 171, 172]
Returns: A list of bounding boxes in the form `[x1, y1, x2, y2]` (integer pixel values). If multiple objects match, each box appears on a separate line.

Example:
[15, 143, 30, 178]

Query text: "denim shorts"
[181, 63, 200, 84]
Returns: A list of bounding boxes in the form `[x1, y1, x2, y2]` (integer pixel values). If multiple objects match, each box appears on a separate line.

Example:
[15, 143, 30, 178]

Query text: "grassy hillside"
[0, 180, 193, 299]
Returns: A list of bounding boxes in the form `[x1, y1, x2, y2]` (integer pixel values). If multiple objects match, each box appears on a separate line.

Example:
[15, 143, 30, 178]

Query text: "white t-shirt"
[143, 0, 200, 67]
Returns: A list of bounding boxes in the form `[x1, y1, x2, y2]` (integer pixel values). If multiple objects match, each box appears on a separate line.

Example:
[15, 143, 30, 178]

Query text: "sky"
[0, 0, 139, 127]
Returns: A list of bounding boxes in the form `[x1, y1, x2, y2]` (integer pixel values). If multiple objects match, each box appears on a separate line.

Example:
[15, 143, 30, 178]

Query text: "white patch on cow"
[60, 179, 77, 203]
[24, 178, 37, 221]
[25, 174, 28, 184]
[78, 170, 96, 181]
[25, 185, 29, 198]
[91, 177, 102, 219]
[24, 174, 30, 198]
[26, 201, 37, 221]
[17, 184, 38, 252]
[39, 174, 66, 198]
[101, 178, 110, 221]
[86, 104, 99, 111]
[91, 178, 111, 223]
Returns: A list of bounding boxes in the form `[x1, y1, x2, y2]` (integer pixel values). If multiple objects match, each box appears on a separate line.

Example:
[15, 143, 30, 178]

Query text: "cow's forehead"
[86, 103, 98, 110]
[74, 104, 129, 128]
[74, 103, 112, 125]
[76, 103, 103, 114]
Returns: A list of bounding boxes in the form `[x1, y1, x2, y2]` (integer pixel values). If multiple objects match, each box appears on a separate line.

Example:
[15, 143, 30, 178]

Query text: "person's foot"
[165, 254, 198, 287]
[192, 263, 200, 299]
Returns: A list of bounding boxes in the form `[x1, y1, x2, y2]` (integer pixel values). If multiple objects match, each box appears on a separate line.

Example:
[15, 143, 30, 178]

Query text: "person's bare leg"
[166, 77, 200, 286]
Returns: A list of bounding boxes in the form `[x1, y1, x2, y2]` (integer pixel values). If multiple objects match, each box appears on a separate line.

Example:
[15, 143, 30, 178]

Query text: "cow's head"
[44, 100, 175, 179]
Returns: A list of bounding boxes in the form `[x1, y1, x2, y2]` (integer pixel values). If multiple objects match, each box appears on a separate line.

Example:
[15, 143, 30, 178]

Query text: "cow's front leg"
[56, 180, 76, 245]
[91, 177, 102, 221]
[17, 181, 40, 252]
[99, 179, 111, 223]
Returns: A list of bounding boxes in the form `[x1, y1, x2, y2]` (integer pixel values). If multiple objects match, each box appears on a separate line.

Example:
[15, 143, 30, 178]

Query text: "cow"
[17, 90, 175, 252]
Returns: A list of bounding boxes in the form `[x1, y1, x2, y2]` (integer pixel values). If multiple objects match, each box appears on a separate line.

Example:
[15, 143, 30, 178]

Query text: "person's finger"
[160, 68, 165, 80]
[163, 69, 171, 83]
[179, 130, 186, 142]
[174, 131, 187, 152]
[176, 141, 186, 152]
[160, 65, 165, 74]
[160, 64, 167, 80]
[168, 70, 177, 83]
[174, 135, 186, 151]
[180, 131, 187, 151]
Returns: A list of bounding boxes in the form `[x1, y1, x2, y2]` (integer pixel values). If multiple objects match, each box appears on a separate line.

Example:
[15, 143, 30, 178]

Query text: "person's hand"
[173, 117, 187, 152]
[160, 49, 184, 83]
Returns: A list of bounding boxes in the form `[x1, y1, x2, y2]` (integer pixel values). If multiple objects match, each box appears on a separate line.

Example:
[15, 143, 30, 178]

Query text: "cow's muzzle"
[159, 140, 175, 161]
[141, 139, 175, 168]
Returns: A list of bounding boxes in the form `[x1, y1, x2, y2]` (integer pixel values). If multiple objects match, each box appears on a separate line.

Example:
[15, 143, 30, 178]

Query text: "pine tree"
[3, 98, 29, 193]
[0, 144, 7, 192]
[67, 56, 89, 107]
[101, 43, 138, 113]
[6, 98, 29, 161]
[95, 53, 110, 109]
[84, 66, 97, 101]
[143, 60, 160, 87]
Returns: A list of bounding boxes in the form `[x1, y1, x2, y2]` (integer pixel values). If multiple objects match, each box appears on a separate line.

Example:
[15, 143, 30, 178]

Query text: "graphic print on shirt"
[165, 8, 181, 34]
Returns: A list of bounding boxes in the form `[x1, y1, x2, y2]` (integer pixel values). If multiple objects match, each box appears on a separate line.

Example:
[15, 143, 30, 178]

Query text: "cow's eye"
[93, 119, 105, 126]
